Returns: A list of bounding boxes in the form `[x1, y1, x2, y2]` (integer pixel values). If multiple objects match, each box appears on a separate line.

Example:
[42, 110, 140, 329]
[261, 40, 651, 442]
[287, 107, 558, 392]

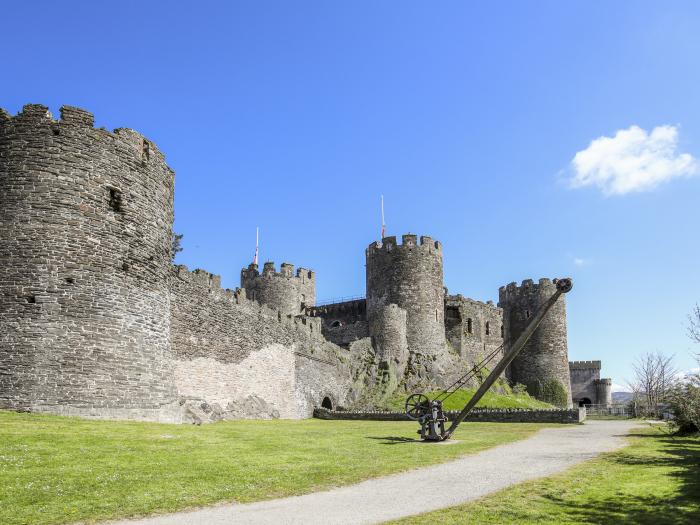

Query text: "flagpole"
[253, 227, 259, 266]
[380, 195, 385, 239]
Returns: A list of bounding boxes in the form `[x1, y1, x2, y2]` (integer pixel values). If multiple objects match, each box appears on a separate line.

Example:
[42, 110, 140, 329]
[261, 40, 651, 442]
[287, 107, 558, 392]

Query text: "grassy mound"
[0, 410, 553, 525]
[384, 387, 554, 411]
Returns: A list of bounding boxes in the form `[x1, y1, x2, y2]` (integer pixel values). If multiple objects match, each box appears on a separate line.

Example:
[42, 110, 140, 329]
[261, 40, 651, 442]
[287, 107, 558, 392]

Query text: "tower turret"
[594, 378, 613, 407]
[499, 278, 572, 407]
[0, 104, 178, 420]
[366, 234, 445, 359]
[241, 262, 315, 316]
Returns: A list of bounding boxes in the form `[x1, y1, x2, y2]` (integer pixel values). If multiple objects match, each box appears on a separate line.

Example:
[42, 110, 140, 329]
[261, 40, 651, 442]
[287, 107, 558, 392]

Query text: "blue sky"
[4, 1, 700, 386]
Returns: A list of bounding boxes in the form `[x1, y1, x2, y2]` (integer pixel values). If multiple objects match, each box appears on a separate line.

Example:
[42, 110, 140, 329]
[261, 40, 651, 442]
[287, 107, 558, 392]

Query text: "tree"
[689, 303, 700, 347]
[629, 352, 678, 418]
[171, 232, 183, 261]
[667, 371, 700, 433]
[662, 308, 700, 432]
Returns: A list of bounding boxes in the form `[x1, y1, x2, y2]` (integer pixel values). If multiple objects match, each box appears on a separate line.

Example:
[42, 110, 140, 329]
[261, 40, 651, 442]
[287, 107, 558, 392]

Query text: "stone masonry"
[499, 279, 573, 408]
[0, 104, 179, 421]
[0, 103, 608, 422]
[241, 262, 315, 317]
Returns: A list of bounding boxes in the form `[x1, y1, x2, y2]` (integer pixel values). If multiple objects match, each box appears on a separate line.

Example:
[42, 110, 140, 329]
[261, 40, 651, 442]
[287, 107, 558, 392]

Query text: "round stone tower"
[0, 104, 179, 421]
[241, 261, 315, 316]
[594, 378, 613, 407]
[498, 278, 572, 408]
[369, 303, 409, 378]
[366, 234, 445, 358]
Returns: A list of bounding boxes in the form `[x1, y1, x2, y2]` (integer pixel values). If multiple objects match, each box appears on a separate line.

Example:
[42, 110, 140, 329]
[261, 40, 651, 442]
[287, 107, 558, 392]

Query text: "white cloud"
[611, 383, 628, 393]
[570, 125, 697, 196]
[573, 257, 590, 267]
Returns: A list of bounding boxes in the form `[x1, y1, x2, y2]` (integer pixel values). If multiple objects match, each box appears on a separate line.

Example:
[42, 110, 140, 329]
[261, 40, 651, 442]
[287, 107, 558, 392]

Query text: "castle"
[0, 104, 611, 423]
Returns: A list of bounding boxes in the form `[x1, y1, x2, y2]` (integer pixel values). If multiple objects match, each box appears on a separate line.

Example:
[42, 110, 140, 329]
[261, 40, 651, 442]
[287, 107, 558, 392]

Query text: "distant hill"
[612, 391, 633, 403]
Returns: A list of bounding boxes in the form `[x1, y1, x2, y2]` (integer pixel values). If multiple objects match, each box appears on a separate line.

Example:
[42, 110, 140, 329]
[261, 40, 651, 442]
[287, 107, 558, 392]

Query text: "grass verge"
[390, 424, 700, 524]
[0, 410, 552, 525]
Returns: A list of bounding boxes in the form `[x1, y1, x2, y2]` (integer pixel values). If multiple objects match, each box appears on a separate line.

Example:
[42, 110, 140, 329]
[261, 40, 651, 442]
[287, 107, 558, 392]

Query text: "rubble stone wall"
[307, 299, 369, 347]
[313, 407, 585, 424]
[445, 295, 504, 365]
[170, 265, 353, 419]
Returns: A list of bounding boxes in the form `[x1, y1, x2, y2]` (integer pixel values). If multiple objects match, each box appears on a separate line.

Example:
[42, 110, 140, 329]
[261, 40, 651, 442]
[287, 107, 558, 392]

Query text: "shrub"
[667, 374, 700, 433]
[532, 379, 569, 408]
[512, 383, 527, 396]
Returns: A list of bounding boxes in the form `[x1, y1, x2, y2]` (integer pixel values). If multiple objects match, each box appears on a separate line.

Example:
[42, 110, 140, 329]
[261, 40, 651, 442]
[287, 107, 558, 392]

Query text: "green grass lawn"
[0, 410, 552, 525]
[390, 425, 700, 524]
[384, 387, 553, 411]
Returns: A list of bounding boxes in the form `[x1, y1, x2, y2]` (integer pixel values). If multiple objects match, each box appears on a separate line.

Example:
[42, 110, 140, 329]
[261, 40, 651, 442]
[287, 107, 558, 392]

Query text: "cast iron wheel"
[405, 393, 430, 421]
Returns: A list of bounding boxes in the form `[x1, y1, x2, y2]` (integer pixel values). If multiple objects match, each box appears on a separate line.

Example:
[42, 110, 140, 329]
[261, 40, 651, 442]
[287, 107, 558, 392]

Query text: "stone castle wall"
[499, 279, 572, 407]
[0, 104, 179, 421]
[569, 360, 601, 405]
[171, 265, 353, 420]
[0, 103, 592, 424]
[307, 299, 369, 347]
[568, 361, 613, 406]
[445, 295, 504, 365]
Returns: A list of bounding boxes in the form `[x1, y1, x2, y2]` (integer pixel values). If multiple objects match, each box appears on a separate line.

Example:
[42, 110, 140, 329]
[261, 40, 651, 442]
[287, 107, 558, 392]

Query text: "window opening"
[108, 188, 123, 212]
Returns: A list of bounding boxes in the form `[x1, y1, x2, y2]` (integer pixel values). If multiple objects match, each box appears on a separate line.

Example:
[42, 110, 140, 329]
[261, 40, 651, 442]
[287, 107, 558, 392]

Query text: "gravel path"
[109, 420, 639, 525]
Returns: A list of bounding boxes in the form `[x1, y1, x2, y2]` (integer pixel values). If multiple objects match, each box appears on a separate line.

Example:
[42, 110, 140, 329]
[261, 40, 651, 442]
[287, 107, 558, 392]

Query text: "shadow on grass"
[366, 436, 421, 445]
[547, 433, 700, 524]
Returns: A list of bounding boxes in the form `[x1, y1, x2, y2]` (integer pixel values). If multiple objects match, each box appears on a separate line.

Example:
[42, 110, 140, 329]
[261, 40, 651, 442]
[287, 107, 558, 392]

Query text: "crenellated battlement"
[445, 294, 502, 311]
[173, 265, 322, 338]
[366, 234, 442, 257]
[241, 262, 315, 282]
[569, 360, 602, 370]
[240, 260, 316, 315]
[498, 277, 564, 305]
[594, 377, 612, 385]
[498, 277, 554, 294]
[0, 104, 166, 164]
[60, 105, 95, 126]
